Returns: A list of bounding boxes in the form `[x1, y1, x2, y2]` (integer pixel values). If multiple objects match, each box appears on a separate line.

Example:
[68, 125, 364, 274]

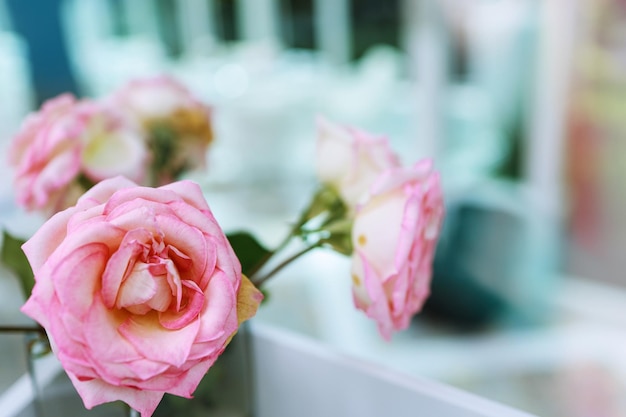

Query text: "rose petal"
[158, 280, 204, 330]
[78, 176, 139, 206]
[159, 180, 211, 212]
[83, 294, 141, 365]
[52, 242, 109, 317]
[116, 263, 159, 309]
[66, 372, 164, 417]
[22, 205, 80, 274]
[119, 311, 201, 367]
[194, 271, 238, 343]
[102, 228, 154, 308]
[165, 359, 215, 398]
[358, 251, 393, 341]
[156, 213, 208, 282]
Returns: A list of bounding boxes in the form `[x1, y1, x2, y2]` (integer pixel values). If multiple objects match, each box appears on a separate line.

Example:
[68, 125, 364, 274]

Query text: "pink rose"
[8, 95, 148, 215]
[21, 177, 262, 416]
[8, 94, 82, 214]
[350, 160, 444, 340]
[111, 76, 214, 184]
[315, 117, 400, 210]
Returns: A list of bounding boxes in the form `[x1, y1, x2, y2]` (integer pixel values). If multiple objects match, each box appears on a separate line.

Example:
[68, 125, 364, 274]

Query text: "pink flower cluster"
[8, 76, 213, 217]
[316, 118, 444, 340]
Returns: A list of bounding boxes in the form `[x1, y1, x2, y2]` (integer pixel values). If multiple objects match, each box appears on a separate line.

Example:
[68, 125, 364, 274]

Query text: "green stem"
[244, 227, 296, 279]
[251, 243, 321, 288]
[0, 325, 46, 334]
[245, 191, 333, 279]
[246, 186, 345, 287]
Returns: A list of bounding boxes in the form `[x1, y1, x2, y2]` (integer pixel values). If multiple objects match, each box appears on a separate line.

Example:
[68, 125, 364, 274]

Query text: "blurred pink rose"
[8, 95, 148, 215]
[8, 94, 82, 214]
[350, 160, 444, 340]
[111, 76, 214, 184]
[315, 117, 400, 209]
[21, 177, 262, 416]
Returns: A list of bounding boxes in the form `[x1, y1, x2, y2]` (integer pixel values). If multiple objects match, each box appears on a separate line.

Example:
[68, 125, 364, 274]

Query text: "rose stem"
[251, 243, 321, 288]
[0, 325, 46, 334]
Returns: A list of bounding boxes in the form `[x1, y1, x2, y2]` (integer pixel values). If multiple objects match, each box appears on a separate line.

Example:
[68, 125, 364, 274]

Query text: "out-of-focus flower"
[315, 117, 400, 210]
[8, 95, 148, 215]
[20, 177, 263, 417]
[8, 94, 82, 214]
[350, 160, 444, 340]
[111, 76, 214, 185]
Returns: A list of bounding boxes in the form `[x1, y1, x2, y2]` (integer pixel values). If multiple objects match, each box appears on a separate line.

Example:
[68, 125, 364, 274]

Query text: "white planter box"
[0, 322, 534, 417]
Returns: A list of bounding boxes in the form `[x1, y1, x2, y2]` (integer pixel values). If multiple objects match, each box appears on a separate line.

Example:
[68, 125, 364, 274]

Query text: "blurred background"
[2, 0, 626, 416]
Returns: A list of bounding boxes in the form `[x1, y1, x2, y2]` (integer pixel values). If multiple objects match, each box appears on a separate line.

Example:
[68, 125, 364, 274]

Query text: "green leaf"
[226, 232, 272, 277]
[320, 232, 353, 256]
[297, 186, 344, 228]
[1, 230, 34, 298]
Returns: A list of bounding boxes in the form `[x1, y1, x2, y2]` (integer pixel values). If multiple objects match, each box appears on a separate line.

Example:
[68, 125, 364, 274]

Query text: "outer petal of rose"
[8, 94, 76, 164]
[119, 312, 201, 367]
[66, 205, 107, 233]
[83, 294, 141, 365]
[52, 242, 109, 317]
[49, 308, 99, 381]
[165, 357, 216, 398]
[82, 129, 148, 183]
[367, 160, 433, 201]
[20, 278, 55, 328]
[358, 251, 394, 341]
[51, 220, 125, 264]
[103, 186, 184, 214]
[78, 176, 138, 206]
[22, 205, 80, 274]
[315, 116, 352, 184]
[394, 191, 420, 267]
[352, 190, 404, 279]
[194, 270, 237, 343]
[220, 274, 263, 347]
[159, 180, 211, 212]
[66, 372, 164, 417]
[30, 148, 81, 209]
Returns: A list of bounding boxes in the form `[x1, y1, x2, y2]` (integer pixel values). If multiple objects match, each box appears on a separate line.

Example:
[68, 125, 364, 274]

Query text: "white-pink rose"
[75, 101, 148, 184]
[350, 160, 444, 340]
[316, 117, 400, 210]
[111, 76, 214, 184]
[21, 177, 262, 416]
[8, 95, 148, 215]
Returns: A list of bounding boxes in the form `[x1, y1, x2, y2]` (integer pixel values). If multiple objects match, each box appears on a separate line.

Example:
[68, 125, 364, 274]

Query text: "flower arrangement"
[1, 76, 444, 416]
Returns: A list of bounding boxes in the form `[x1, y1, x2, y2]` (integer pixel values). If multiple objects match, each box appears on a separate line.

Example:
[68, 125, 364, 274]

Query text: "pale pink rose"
[111, 76, 214, 183]
[8, 96, 148, 215]
[21, 177, 263, 417]
[112, 75, 206, 120]
[350, 160, 444, 340]
[75, 101, 148, 184]
[316, 117, 400, 209]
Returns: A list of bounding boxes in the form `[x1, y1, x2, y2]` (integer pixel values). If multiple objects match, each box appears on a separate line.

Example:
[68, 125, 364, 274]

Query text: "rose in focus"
[20, 177, 262, 416]
[315, 117, 400, 210]
[8, 95, 148, 215]
[350, 160, 444, 340]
